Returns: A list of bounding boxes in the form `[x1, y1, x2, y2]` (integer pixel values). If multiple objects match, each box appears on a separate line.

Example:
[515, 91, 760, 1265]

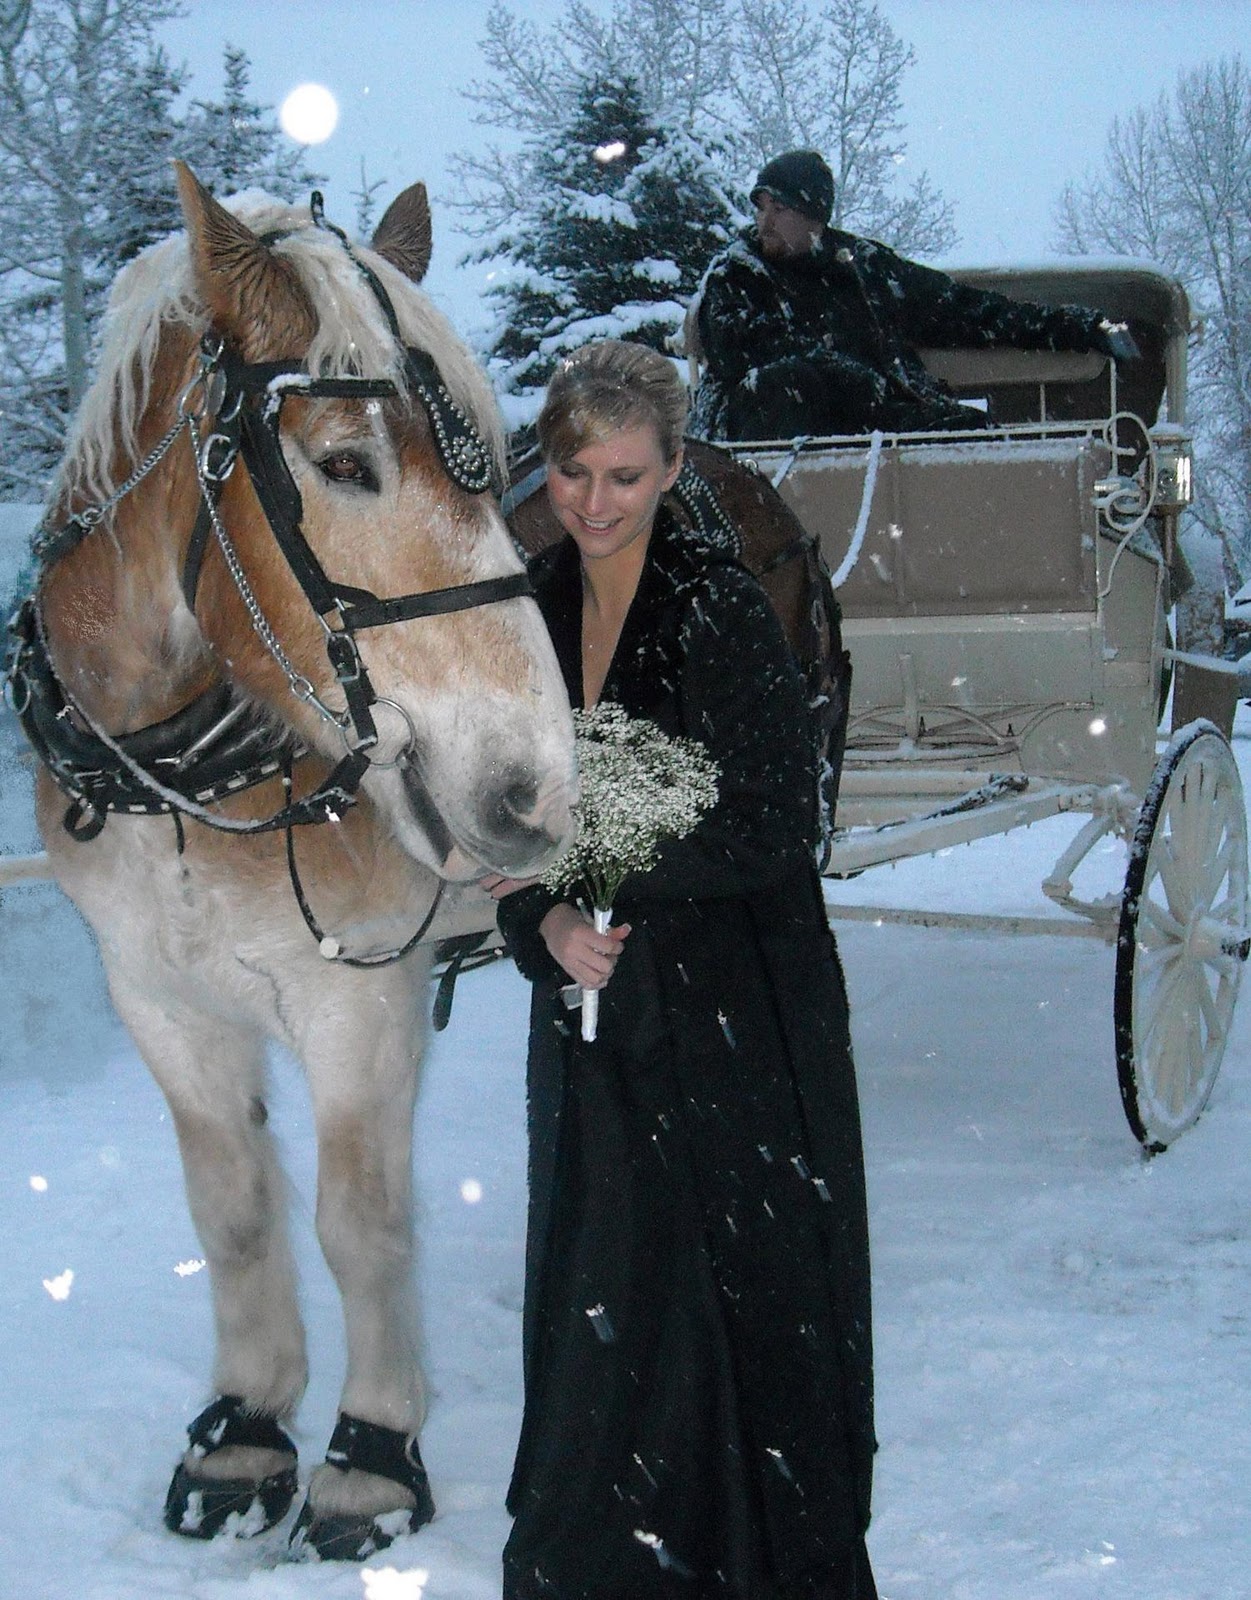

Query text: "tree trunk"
[58, 194, 89, 412]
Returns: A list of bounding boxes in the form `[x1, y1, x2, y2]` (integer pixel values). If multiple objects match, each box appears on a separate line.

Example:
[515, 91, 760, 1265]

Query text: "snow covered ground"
[2, 707, 1248, 1600]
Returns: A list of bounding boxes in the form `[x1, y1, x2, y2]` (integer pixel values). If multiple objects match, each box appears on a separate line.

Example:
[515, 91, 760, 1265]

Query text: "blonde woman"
[486, 340, 877, 1600]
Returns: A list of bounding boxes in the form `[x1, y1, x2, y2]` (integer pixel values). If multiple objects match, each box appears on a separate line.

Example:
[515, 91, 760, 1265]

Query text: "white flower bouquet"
[541, 702, 719, 1041]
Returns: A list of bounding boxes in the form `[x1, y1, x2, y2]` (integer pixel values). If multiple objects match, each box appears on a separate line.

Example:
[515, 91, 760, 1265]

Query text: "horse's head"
[149, 166, 574, 880]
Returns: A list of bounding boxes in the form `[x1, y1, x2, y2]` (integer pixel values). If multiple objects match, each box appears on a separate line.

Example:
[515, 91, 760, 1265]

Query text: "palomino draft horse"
[7, 166, 575, 1559]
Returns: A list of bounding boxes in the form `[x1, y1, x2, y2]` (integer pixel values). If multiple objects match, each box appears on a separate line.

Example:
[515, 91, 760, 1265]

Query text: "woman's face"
[545, 420, 682, 566]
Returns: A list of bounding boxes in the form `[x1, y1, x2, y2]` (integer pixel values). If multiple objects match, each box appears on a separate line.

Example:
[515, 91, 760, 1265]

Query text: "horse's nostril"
[492, 771, 540, 830]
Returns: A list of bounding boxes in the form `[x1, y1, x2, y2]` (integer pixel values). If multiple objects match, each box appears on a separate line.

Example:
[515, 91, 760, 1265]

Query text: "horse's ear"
[174, 160, 316, 358]
[370, 183, 433, 285]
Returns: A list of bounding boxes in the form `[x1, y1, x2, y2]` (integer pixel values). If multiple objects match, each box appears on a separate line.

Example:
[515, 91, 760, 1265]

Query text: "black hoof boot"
[164, 1394, 298, 1539]
[288, 1413, 434, 1562]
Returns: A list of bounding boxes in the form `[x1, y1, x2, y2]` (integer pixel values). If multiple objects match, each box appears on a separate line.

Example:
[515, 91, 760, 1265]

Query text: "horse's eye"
[317, 450, 377, 491]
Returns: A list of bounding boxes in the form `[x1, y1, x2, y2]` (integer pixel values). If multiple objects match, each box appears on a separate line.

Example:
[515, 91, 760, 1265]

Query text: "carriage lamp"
[1149, 423, 1194, 514]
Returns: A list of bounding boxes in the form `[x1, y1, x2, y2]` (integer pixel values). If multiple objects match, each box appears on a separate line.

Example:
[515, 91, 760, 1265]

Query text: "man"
[690, 148, 1138, 442]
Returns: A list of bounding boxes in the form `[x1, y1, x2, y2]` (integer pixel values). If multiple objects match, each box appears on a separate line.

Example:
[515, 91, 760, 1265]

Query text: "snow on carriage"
[688, 260, 1248, 1153]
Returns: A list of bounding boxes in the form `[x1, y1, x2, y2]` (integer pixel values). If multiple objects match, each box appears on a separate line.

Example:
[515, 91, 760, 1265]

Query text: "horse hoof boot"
[164, 1394, 298, 1540]
[287, 1412, 434, 1562]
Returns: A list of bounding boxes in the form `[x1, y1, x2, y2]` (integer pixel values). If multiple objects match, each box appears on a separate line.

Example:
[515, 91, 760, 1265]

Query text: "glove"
[1095, 318, 1141, 363]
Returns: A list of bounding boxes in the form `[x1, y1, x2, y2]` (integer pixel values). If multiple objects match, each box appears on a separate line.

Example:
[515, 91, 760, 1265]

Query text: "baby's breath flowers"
[542, 702, 719, 1040]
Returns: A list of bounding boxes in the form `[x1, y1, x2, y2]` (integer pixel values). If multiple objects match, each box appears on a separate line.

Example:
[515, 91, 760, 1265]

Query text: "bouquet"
[542, 702, 719, 1041]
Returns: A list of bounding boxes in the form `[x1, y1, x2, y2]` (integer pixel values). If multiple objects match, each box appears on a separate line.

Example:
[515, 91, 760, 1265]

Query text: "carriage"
[697, 260, 1250, 1154]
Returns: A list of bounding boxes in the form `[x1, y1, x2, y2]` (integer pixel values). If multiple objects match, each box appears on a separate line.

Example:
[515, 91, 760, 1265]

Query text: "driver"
[690, 149, 1138, 442]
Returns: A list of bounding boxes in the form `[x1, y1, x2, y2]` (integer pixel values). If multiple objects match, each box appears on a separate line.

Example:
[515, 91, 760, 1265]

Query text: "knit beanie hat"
[750, 150, 835, 226]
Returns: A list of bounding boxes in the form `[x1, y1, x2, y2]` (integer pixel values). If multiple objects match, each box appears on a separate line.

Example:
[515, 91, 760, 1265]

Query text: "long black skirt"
[502, 1012, 877, 1600]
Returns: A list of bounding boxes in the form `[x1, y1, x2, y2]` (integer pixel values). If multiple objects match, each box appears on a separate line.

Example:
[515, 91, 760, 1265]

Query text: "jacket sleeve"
[619, 565, 818, 903]
[494, 882, 566, 987]
[699, 254, 835, 384]
[871, 243, 1106, 354]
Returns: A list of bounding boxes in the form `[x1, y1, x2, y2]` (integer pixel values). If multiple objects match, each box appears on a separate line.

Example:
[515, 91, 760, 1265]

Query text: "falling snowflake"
[360, 1564, 430, 1599]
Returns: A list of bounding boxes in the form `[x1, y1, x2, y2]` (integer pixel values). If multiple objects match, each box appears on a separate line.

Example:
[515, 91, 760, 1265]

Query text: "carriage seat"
[678, 291, 1113, 428]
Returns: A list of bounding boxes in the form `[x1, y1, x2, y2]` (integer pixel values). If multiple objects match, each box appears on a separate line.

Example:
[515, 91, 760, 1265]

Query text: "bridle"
[24, 195, 529, 824]
[8, 195, 534, 965]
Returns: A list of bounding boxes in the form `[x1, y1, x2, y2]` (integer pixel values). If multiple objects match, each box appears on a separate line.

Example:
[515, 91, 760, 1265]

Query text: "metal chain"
[35, 411, 190, 557]
[187, 412, 349, 731]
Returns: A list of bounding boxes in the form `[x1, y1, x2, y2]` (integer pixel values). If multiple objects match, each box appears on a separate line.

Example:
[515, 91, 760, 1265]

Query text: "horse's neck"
[40, 344, 217, 731]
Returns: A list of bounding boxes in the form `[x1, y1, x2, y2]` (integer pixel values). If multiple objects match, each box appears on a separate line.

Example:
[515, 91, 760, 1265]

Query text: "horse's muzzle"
[474, 764, 573, 876]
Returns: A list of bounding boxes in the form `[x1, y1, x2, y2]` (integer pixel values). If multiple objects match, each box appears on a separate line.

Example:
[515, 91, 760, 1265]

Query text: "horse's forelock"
[59, 195, 504, 508]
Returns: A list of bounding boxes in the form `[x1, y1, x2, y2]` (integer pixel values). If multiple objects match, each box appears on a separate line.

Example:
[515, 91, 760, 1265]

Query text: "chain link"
[35, 412, 190, 557]
[187, 413, 349, 731]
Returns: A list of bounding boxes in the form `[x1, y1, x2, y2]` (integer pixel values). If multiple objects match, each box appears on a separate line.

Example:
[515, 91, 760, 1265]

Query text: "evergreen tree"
[0, 13, 322, 501]
[451, 0, 953, 257]
[181, 44, 323, 199]
[481, 75, 732, 398]
[94, 46, 187, 274]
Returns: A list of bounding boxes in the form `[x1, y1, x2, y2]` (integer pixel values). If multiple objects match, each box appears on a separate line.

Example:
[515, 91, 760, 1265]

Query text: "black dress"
[496, 512, 877, 1600]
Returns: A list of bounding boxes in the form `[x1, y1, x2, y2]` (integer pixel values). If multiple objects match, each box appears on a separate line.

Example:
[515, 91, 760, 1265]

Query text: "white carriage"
[722, 262, 1248, 1151]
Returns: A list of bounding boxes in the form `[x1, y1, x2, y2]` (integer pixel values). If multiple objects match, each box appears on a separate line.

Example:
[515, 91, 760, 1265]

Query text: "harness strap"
[186, 1394, 297, 1462]
[335, 570, 533, 629]
[282, 759, 445, 966]
[323, 1412, 431, 1502]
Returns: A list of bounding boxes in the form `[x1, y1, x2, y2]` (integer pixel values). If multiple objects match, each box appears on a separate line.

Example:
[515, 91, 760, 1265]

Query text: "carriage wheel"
[1114, 722, 1250, 1151]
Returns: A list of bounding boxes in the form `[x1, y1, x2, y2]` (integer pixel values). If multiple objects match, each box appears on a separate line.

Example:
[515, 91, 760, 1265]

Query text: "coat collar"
[529, 508, 735, 712]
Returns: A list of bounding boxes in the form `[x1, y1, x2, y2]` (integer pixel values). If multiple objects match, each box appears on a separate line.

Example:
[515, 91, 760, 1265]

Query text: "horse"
[6, 164, 576, 1561]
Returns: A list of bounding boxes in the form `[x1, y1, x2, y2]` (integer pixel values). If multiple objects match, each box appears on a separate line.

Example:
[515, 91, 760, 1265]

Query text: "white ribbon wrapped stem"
[581, 905, 614, 1042]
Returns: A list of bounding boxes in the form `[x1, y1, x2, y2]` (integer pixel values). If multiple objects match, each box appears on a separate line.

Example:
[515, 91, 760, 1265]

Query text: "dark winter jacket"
[497, 510, 876, 1596]
[690, 224, 1113, 441]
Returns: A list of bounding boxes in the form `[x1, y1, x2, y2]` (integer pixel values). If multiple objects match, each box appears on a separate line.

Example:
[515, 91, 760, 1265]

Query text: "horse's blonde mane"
[61, 192, 505, 506]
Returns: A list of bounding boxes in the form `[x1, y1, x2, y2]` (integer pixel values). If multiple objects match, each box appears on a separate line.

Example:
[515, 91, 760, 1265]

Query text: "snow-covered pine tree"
[181, 44, 323, 200]
[480, 75, 732, 401]
[0, 11, 322, 502]
[94, 46, 187, 274]
[450, 0, 953, 259]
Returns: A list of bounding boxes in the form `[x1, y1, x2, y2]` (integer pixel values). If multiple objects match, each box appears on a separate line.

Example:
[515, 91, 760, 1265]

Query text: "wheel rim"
[1115, 726, 1249, 1150]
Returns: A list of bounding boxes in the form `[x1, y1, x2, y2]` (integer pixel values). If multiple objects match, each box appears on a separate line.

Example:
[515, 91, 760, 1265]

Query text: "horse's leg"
[109, 981, 306, 1537]
[287, 953, 432, 1560]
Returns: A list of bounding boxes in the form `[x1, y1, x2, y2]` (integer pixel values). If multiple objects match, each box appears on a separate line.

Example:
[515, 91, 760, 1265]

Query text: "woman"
[486, 341, 876, 1599]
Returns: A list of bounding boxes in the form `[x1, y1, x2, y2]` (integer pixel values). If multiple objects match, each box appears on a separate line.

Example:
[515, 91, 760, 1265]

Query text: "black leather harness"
[5, 194, 531, 968]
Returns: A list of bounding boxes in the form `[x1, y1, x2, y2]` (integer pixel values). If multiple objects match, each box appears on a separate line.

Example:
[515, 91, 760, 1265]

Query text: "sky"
[157, 0, 1251, 334]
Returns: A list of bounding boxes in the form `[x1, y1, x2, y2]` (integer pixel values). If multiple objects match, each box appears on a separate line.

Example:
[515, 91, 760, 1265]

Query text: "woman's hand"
[540, 903, 631, 990]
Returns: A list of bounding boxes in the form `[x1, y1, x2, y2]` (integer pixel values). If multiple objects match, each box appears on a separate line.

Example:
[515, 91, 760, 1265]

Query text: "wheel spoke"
[1198, 834, 1234, 912]
[1153, 995, 1195, 1118]
[1189, 961, 1224, 1042]
[1139, 896, 1185, 943]
[1153, 834, 1194, 924]
[1137, 954, 1186, 1050]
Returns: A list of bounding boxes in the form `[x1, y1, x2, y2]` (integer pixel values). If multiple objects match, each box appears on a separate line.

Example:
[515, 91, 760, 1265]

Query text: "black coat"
[691, 224, 1109, 441]
[497, 511, 876, 1599]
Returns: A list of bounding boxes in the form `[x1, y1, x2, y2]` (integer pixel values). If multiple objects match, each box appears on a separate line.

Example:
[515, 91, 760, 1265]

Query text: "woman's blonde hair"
[537, 340, 689, 466]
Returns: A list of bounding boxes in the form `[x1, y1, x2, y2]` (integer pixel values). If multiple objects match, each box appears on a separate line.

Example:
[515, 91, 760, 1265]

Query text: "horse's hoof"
[164, 1460, 299, 1539]
[288, 1499, 430, 1562]
[163, 1394, 299, 1540]
[287, 1411, 435, 1562]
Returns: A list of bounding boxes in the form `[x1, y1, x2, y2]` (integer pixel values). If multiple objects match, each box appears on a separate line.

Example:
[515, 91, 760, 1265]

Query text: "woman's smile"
[545, 421, 682, 564]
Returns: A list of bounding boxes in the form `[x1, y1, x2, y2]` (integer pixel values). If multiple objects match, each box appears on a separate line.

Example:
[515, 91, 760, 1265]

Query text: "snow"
[2, 705, 1250, 1598]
